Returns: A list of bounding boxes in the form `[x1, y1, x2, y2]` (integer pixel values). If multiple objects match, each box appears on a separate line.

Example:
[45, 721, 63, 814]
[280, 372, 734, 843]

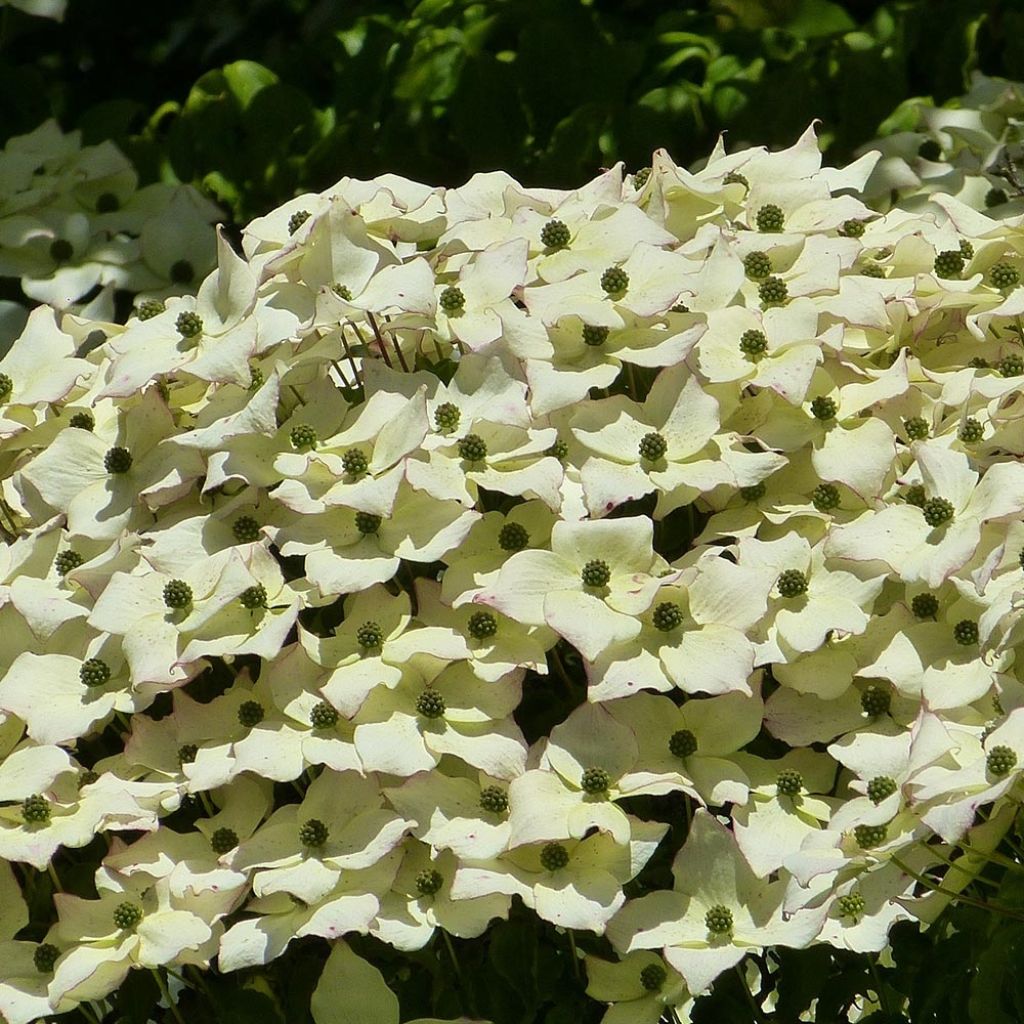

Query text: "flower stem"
[567, 928, 581, 981]
[734, 963, 766, 1024]
[867, 952, 894, 1017]
[152, 969, 187, 1024]
[892, 855, 1024, 920]
[47, 861, 63, 893]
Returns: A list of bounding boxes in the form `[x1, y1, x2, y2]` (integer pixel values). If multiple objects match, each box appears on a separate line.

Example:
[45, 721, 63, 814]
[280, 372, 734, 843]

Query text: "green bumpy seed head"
[175, 311, 203, 339]
[458, 433, 487, 462]
[854, 824, 887, 849]
[79, 658, 111, 688]
[758, 276, 788, 306]
[237, 700, 265, 727]
[333, 283, 352, 300]
[904, 484, 927, 508]
[959, 240, 975, 261]
[959, 418, 983, 443]
[22, 794, 50, 824]
[1000, 354, 1024, 377]
[904, 416, 929, 441]
[743, 251, 772, 279]
[911, 593, 939, 619]
[540, 219, 571, 249]
[810, 396, 837, 421]
[310, 701, 339, 729]
[0, 373, 12, 402]
[356, 621, 383, 649]
[287, 210, 311, 235]
[922, 497, 954, 527]
[600, 266, 629, 295]
[652, 601, 683, 632]
[633, 167, 651, 189]
[112, 902, 142, 931]
[861, 685, 891, 718]
[581, 559, 611, 588]
[416, 868, 443, 896]
[439, 286, 466, 313]
[839, 219, 866, 238]
[867, 775, 898, 804]
[299, 818, 329, 848]
[498, 521, 529, 552]
[837, 892, 866, 918]
[416, 688, 445, 719]
[755, 204, 785, 233]
[776, 768, 803, 796]
[55, 550, 84, 576]
[210, 827, 239, 854]
[969, 356, 989, 369]
[582, 324, 609, 347]
[777, 569, 809, 598]
[723, 171, 748, 188]
[986, 187, 1008, 208]
[540, 842, 570, 871]
[163, 579, 193, 610]
[933, 249, 964, 279]
[178, 743, 199, 766]
[104, 446, 132, 474]
[248, 366, 264, 391]
[953, 619, 978, 646]
[639, 963, 666, 991]
[989, 262, 1020, 289]
[740, 481, 766, 502]
[918, 139, 942, 161]
[546, 437, 569, 460]
[49, 238, 73, 262]
[479, 786, 508, 814]
[355, 511, 381, 535]
[580, 767, 610, 794]
[290, 424, 318, 451]
[670, 302, 690, 313]
[68, 410, 95, 431]
[239, 584, 267, 610]
[740, 329, 769, 359]
[342, 447, 369, 476]
[812, 483, 840, 512]
[860, 263, 886, 278]
[467, 610, 498, 641]
[232, 515, 260, 543]
[987, 745, 1017, 777]
[170, 259, 194, 284]
[638, 432, 668, 461]
[705, 905, 733, 934]
[433, 401, 460, 432]
[669, 728, 697, 759]
[33, 943, 60, 973]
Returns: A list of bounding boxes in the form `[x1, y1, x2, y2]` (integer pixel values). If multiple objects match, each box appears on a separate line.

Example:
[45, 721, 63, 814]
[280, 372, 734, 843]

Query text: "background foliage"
[3, 0, 1023, 223]
[3, 2, 1024, 1022]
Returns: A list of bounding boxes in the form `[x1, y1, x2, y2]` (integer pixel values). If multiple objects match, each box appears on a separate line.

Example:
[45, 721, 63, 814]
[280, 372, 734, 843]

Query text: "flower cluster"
[0, 120, 220, 352]
[861, 71, 1024, 212]
[2, 109, 1024, 1024]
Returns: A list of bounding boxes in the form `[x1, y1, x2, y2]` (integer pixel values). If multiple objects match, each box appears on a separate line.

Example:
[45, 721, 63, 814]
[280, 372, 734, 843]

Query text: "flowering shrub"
[0, 120, 221, 353]
[3, 98, 1024, 1024]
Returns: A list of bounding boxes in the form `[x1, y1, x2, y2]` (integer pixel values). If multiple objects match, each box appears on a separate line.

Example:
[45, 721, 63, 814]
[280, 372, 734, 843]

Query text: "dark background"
[3, 0, 1021, 223]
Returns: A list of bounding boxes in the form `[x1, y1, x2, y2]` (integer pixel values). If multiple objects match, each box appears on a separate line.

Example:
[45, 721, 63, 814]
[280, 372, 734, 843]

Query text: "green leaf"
[783, 0, 856, 38]
[312, 942, 398, 1024]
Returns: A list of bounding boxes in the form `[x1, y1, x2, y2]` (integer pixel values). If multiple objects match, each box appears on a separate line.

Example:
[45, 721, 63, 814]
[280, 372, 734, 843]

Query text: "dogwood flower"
[476, 516, 669, 661]
[606, 811, 826, 994]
